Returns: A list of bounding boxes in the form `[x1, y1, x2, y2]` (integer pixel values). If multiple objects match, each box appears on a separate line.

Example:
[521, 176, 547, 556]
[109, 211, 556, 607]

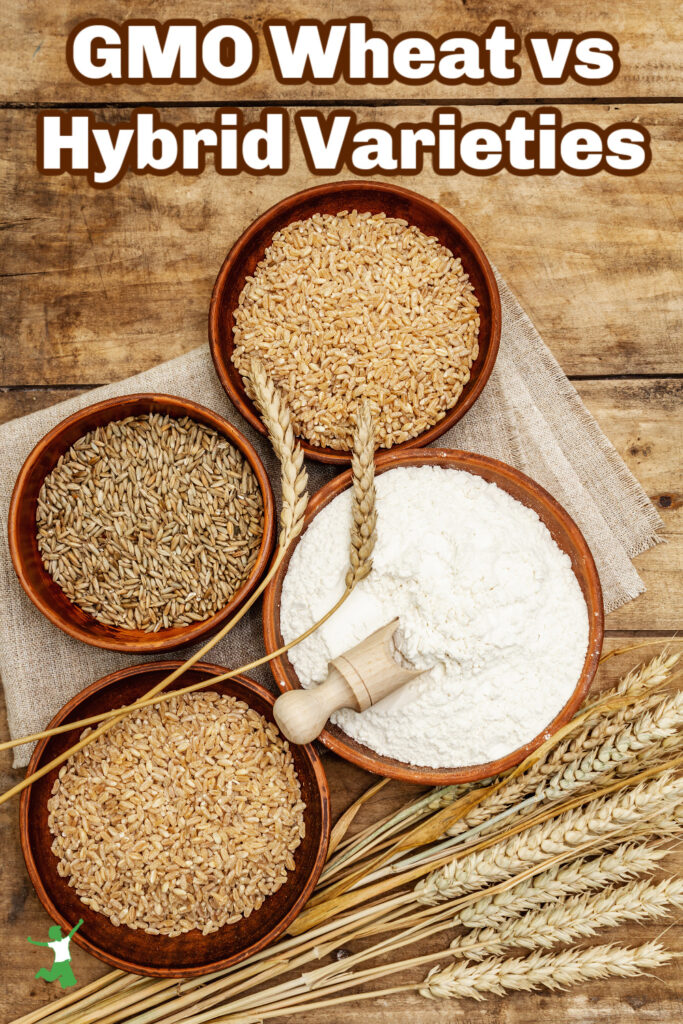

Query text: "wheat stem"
[9, 973, 131, 1024]
[288, 847, 679, 997]
[158, 884, 682, 1024]
[321, 784, 475, 881]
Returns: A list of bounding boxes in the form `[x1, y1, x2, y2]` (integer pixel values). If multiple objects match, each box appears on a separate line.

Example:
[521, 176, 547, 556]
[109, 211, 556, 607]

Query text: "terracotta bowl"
[209, 180, 501, 465]
[8, 394, 276, 653]
[20, 662, 330, 977]
[263, 448, 604, 786]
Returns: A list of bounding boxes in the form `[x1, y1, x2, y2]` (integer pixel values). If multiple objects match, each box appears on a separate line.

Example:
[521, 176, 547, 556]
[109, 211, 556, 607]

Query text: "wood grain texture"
[580, 379, 682, 632]
[1, 103, 680, 382]
[2, 0, 681, 103]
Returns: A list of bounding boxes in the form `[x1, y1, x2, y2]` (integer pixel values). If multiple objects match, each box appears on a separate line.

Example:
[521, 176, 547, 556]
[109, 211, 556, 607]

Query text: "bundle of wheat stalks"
[6, 367, 682, 1024]
[14, 646, 682, 1024]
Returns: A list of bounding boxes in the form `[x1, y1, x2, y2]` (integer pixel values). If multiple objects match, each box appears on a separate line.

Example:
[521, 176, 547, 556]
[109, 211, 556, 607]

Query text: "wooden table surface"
[1, 2, 681, 1020]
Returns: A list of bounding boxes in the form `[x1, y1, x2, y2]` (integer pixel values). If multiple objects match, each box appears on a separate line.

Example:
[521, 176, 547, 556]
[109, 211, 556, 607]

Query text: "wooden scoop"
[273, 619, 422, 745]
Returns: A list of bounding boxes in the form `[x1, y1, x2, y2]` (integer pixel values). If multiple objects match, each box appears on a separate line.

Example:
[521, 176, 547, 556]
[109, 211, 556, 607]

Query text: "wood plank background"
[2, 0, 682, 102]
[1, 1, 681, 1021]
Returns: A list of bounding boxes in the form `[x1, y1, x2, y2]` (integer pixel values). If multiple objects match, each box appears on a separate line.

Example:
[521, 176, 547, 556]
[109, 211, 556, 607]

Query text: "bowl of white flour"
[264, 450, 603, 784]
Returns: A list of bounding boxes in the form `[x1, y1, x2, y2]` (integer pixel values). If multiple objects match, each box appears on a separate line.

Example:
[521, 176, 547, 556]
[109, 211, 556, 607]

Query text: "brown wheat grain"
[36, 414, 264, 631]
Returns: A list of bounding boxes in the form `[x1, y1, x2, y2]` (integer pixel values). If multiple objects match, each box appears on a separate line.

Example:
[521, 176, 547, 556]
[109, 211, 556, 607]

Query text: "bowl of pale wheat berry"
[20, 662, 330, 977]
[209, 180, 501, 465]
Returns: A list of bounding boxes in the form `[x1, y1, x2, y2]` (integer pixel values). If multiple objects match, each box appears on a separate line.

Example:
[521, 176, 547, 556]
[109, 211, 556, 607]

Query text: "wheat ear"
[615, 650, 680, 696]
[540, 652, 681, 776]
[246, 357, 308, 547]
[345, 401, 377, 589]
[417, 772, 683, 904]
[456, 876, 683, 959]
[446, 653, 681, 838]
[456, 841, 666, 931]
[421, 941, 673, 1001]
[537, 689, 683, 802]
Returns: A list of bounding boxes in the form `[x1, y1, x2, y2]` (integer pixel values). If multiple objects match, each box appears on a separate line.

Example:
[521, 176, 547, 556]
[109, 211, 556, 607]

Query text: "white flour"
[280, 466, 589, 768]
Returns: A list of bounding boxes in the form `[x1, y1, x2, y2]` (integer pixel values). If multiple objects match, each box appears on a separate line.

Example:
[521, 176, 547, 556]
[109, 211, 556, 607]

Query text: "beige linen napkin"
[0, 270, 662, 766]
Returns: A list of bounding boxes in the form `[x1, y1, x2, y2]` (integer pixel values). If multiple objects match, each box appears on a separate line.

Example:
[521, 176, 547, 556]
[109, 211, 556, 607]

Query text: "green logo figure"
[27, 918, 83, 989]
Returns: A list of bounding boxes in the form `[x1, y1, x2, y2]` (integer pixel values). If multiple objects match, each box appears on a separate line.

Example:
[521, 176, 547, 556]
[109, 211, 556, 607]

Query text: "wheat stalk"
[443, 653, 681, 839]
[322, 782, 479, 882]
[293, 756, 683, 935]
[316, 870, 683, 1001]
[356, 729, 679, 897]
[456, 841, 666, 930]
[340, 836, 675, 960]
[345, 401, 377, 589]
[417, 772, 683, 904]
[391, 657, 680, 854]
[129, 857, 682, 1024]
[246, 358, 308, 547]
[276, 846, 680, 1009]
[10, 973, 135, 1024]
[141, 872, 683, 1024]
[139, 937, 672, 1023]
[538, 689, 683, 802]
[421, 941, 674, 1001]
[456, 876, 683, 959]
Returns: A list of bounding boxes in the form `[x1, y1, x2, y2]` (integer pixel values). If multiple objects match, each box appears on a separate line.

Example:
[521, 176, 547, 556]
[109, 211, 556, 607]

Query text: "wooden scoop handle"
[273, 619, 421, 745]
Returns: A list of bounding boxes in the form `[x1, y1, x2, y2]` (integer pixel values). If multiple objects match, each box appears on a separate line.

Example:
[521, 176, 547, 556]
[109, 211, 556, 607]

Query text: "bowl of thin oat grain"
[210, 180, 501, 464]
[8, 394, 275, 652]
[21, 661, 330, 976]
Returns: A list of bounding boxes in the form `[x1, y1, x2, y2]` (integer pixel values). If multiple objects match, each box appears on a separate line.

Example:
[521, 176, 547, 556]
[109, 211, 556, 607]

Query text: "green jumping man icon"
[27, 918, 83, 988]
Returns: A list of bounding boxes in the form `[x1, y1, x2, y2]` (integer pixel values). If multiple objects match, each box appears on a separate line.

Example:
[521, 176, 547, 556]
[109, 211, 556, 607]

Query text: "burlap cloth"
[0, 270, 662, 766]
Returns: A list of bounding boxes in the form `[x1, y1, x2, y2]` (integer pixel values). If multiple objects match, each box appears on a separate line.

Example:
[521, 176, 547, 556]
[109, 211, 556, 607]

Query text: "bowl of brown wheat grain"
[210, 180, 501, 465]
[8, 393, 276, 652]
